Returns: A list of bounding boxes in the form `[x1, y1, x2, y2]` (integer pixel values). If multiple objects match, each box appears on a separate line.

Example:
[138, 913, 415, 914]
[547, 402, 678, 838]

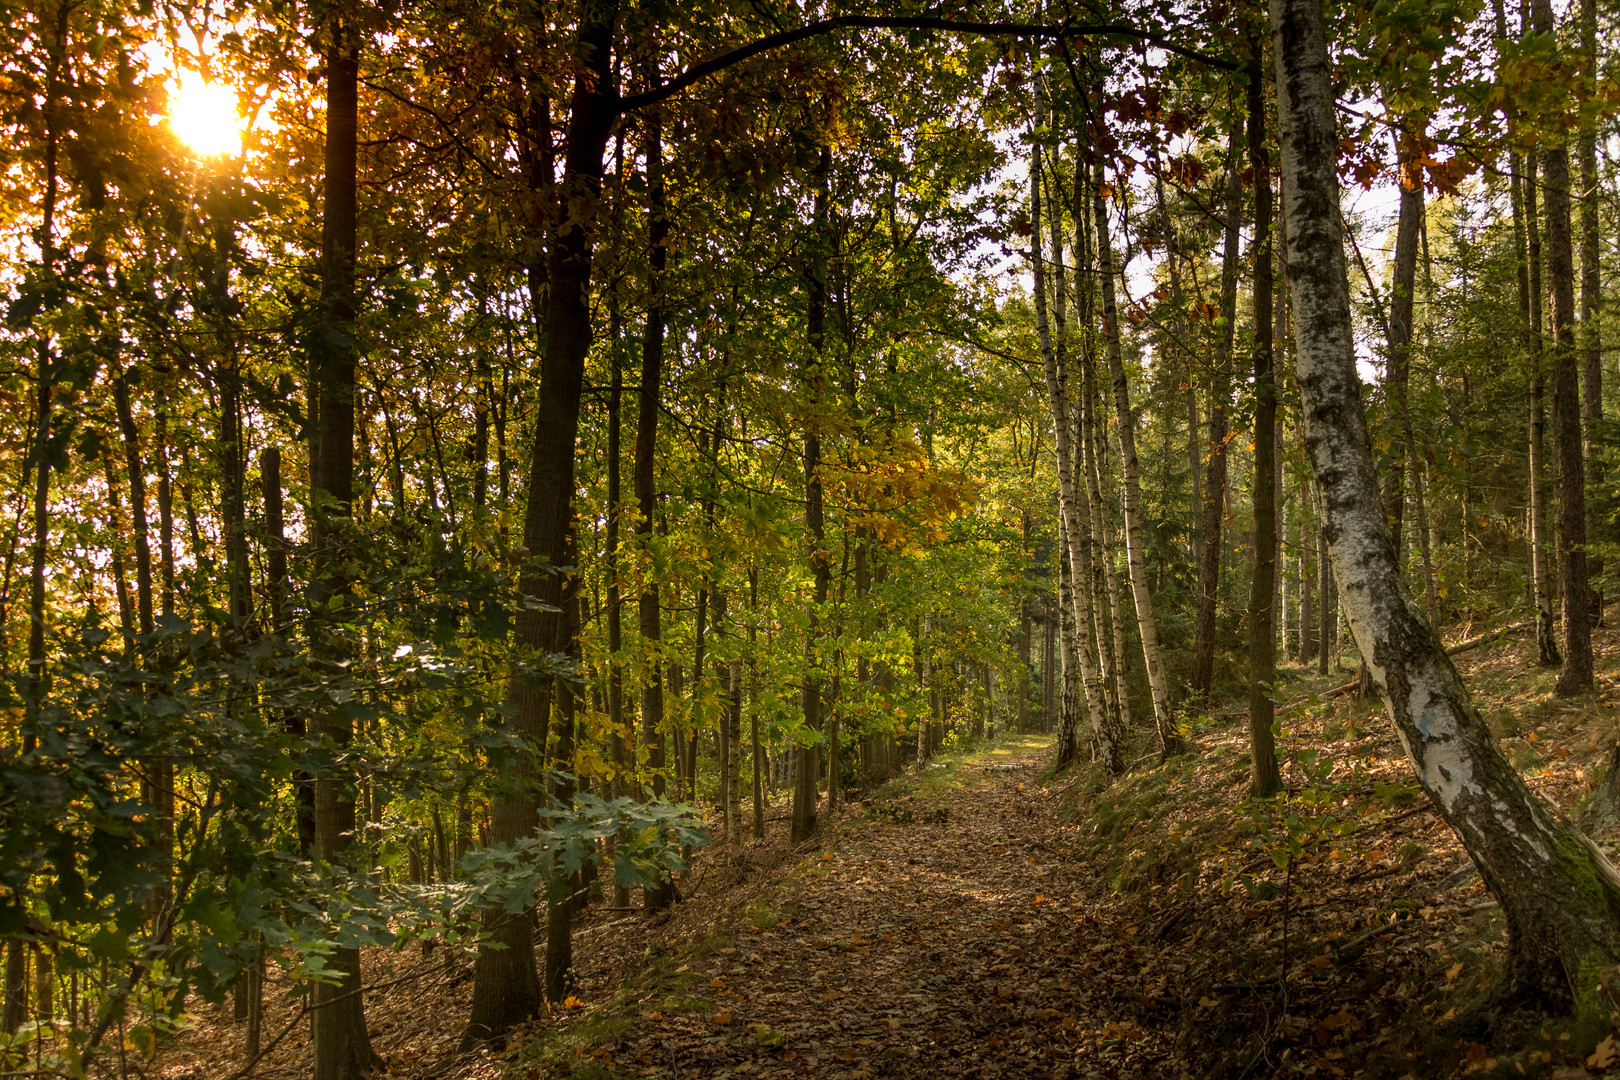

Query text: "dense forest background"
[7, 0, 1620, 1075]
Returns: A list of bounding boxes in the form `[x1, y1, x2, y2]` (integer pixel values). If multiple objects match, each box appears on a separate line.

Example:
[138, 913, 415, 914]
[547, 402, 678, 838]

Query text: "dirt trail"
[163, 736, 1184, 1080]
[555, 736, 1174, 1080]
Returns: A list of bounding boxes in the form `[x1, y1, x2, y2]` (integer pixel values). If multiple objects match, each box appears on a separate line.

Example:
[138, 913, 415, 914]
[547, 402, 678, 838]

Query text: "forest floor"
[158, 620, 1620, 1080]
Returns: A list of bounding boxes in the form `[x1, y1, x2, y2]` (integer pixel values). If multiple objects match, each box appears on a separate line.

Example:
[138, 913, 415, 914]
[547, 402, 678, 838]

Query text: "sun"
[168, 71, 242, 157]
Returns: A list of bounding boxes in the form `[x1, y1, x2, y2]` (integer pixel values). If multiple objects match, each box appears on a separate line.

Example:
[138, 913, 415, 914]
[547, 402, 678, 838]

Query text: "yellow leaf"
[1445, 962, 1464, 981]
[1589, 1033, 1618, 1069]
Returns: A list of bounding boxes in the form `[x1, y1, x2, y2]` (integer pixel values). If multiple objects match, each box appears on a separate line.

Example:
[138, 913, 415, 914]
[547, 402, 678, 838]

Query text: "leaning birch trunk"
[1092, 155, 1179, 756]
[1031, 153, 1120, 773]
[1273, 0, 1620, 1013]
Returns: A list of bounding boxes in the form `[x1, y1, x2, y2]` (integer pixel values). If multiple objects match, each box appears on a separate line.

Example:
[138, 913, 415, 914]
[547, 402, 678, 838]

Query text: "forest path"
[561, 734, 1174, 1080]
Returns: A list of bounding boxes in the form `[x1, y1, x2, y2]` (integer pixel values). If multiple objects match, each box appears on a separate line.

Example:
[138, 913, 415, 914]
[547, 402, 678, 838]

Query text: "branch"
[617, 17, 1236, 114]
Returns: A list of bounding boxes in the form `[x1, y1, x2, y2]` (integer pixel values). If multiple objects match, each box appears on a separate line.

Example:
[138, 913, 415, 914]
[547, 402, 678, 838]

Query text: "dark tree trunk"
[263, 448, 314, 856]
[464, 0, 620, 1045]
[793, 147, 832, 845]
[1245, 45, 1281, 797]
[1579, 0, 1604, 621]
[1192, 116, 1243, 703]
[308, 18, 377, 1080]
[637, 98, 676, 910]
[544, 542, 581, 1004]
[1531, 0, 1594, 697]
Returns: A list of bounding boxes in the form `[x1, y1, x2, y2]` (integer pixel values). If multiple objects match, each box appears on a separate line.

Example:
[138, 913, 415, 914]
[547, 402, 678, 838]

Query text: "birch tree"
[1273, 0, 1620, 1010]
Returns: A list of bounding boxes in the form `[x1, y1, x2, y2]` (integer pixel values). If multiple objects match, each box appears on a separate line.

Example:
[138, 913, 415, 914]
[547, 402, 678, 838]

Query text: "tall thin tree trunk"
[749, 568, 764, 839]
[1318, 514, 1336, 674]
[544, 540, 581, 1003]
[1520, 152, 1561, 666]
[1531, 0, 1594, 697]
[1032, 142, 1118, 771]
[465, 0, 619, 1044]
[793, 146, 833, 845]
[308, 19, 376, 1080]
[263, 448, 313, 856]
[1245, 46, 1281, 796]
[637, 101, 675, 909]
[1093, 157, 1177, 753]
[1192, 115, 1244, 704]
[1579, 0, 1604, 622]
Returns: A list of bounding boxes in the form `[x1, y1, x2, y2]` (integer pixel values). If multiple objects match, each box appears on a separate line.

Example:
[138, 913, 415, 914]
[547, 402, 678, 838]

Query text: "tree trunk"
[308, 18, 377, 1079]
[1073, 156, 1131, 735]
[1518, 151, 1561, 666]
[1274, 0, 1620, 1014]
[1031, 145, 1118, 771]
[750, 568, 765, 839]
[1085, 343, 1134, 734]
[544, 548, 581, 1004]
[111, 367, 154, 636]
[793, 146, 833, 846]
[1579, 0, 1604, 622]
[263, 448, 313, 856]
[1531, 0, 1594, 697]
[1317, 514, 1336, 674]
[1192, 115, 1244, 704]
[1299, 477, 1314, 662]
[464, 0, 620, 1044]
[1245, 48, 1281, 796]
[1093, 156, 1179, 754]
[605, 260, 630, 908]
[637, 100, 676, 909]
[1054, 506, 1087, 765]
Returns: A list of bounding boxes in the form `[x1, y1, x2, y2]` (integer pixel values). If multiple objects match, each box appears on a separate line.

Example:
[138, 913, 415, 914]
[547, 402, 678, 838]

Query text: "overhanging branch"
[616, 16, 1237, 114]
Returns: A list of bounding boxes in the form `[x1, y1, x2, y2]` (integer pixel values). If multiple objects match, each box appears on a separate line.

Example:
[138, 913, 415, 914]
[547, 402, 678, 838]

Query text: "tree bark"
[1093, 157, 1178, 754]
[464, 0, 620, 1044]
[544, 544, 582, 1004]
[637, 99, 676, 909]
[1192, 115, 1244, 703]
[308, 18, 377, 1080]
[1517, 149, 1561, 666]
[1032, 144, 1118, 771]
[1274, 0, 1620, 1013]
[1579, 0, 1604, 621]
[1530, 0, 1594, 697]
[793, 146, 833, 845]
[1245, 45, 1281, 796]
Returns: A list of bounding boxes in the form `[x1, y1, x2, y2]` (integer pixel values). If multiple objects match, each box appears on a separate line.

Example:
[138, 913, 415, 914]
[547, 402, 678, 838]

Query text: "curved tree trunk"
[1274, 0, 1620, 1012]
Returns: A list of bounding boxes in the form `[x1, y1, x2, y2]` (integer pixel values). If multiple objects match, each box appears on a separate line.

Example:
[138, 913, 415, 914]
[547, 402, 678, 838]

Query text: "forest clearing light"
[168, 71, 242, 156]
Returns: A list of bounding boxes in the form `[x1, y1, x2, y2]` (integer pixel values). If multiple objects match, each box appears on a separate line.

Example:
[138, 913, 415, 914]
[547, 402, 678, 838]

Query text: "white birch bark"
[1273, 0, 1620, 1007]
[1031, 151, 1121, 773]
[1092, 156, 1179, 755]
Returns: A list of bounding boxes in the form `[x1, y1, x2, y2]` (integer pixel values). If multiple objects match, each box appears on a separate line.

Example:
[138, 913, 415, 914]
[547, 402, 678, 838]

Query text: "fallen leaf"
[1588, 1033, 1618, 1070]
